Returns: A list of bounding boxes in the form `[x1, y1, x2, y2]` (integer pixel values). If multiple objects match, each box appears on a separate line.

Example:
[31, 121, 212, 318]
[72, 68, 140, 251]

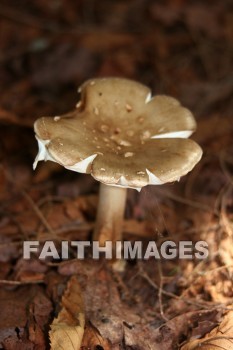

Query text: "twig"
[188, 29, 215, 80]
[180, 223, 220, 235]
[21, 190, 56, 239]
[0, 279, 44, 285]
[156, 188, 218, 215]
[214, 182, 229, 216]
[184, 157, 207, 198]
[198, 264, 233, 276]
[138, 265, 221, 309]
[220, 184, 233, 236]
[158, 261, 168, 321]
[219, 152, 233, 186]
[111, 269, 134, 303]
[1, 165, 57, 239]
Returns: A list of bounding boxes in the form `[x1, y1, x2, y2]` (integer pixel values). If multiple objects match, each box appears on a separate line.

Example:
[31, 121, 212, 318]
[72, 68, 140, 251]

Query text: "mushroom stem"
[94, 183, 127, 247]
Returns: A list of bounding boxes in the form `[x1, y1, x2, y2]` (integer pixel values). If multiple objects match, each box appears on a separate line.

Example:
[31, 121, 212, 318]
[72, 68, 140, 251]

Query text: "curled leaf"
[49, 276, 85, 350]
[181, 310, 233, 350]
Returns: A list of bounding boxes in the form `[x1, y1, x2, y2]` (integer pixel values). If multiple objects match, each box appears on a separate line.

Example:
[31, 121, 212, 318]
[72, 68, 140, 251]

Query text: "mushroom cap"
[33, 78, 202, 189]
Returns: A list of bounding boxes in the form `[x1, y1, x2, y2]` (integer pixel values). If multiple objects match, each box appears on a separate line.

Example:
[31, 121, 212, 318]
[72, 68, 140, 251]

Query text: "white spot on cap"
[126, 103, 132, 112]
[100, 125, 109, 133]
[141, 130, 151, 140]
[54, 116, 60, 121]
[94, 107, 99, 115]
[124, 152, 134, 157]
[137, 116, 144, 123]
[158, 127, 165, 132]
[119, 140, 131, 147]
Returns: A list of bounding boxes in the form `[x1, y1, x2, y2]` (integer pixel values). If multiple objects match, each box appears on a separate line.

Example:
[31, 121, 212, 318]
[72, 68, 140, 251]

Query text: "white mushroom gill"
[65, 154, 97, 173]
[151, 130, 193, 139]
[92, 175, 142, 191]
[145, 92, 152, 103]
[117, 175, 141, 191]
[33, 136, 97, 173]
[146, 169, 165, 185]
[33, 134, 190, 189]
[33, 137, 54, 170]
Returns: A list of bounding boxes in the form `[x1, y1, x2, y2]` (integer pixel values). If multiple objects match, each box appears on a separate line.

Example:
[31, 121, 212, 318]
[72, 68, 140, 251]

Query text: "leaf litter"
[0, 0, 233, 349]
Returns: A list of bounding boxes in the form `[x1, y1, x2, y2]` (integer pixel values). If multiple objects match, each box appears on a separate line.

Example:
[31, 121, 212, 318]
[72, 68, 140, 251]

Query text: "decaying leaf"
[0, 285, 52, 349]
[49, 275, 85, 350]
[81, 321, 111, 350]
[181, 309, 233, 350]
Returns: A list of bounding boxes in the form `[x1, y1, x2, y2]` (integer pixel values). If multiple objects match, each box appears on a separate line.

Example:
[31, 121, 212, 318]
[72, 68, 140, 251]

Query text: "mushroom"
[33, 78, 202, 248]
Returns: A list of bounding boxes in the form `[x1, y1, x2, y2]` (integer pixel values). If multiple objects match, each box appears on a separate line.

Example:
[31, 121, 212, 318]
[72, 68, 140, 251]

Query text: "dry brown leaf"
[81, 322, 111, 350]
[181, 310, 233, 350]
[49, 275, 85, 350]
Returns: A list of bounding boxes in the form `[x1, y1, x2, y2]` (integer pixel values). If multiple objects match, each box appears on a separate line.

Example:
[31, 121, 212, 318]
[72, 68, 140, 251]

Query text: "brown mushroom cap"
[33, 78, 202, 189]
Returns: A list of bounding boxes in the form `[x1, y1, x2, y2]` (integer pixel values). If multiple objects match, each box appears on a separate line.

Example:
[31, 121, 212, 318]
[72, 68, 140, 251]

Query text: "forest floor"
[0, 0, 233, 349]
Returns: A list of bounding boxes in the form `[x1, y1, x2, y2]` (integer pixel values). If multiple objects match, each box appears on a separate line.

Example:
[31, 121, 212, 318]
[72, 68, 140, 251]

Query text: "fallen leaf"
[49, 275, 85, 350]
[81, 321, 110, 350]
[181, 309, 233, 350]
[0, 286, 52, 349]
